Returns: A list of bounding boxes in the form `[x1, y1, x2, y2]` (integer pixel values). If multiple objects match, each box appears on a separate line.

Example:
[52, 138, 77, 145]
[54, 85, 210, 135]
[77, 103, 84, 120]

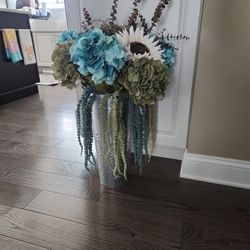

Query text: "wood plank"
[0, 131, 63, 147]
[26, 191, 182, 250]
[55, 138, 82, 151]
[181, 221, 250, 250]
[0, 164, 102, 200]
[121, 164, 250, 214]
[0, 108, 76, 122]
[0, 121, 77, 140]
[0, 114, 75, 127]
[99, 177, 250, 239]
[0, 84, 76, 117]
[0, 152, 86, 178]
[100, 186, 250, 249]
[0, 182, 40, 208]
[0, 235, 48, 250]
[0, 204, 132, 250]
[0, 104, 75, 116]
[1, 85, 250, 249]
[0, 140, 83, 163]
[102, 187, 250, 225]
[0, 122, 21, 134]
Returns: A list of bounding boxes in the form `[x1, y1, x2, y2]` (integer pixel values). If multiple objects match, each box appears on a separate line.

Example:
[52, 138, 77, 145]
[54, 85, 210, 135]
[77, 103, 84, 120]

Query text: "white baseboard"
[153, 145, 185, 160]
[180, 150, 250, 189]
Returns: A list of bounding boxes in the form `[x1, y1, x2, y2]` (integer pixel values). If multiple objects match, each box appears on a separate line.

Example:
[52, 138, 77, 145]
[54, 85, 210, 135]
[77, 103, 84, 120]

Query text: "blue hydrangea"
[69, 28, 128, 85]
[162, 44, 176, 71]
[58, 31, 79, 44]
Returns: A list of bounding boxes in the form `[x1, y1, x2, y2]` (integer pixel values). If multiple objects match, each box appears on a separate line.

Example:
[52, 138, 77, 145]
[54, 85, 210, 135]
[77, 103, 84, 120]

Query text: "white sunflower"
[116, 26, 163, 61]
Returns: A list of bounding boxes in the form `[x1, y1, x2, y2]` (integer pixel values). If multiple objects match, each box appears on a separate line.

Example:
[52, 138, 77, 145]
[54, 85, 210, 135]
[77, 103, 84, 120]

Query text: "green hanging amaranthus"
[110, 93, 128, 179]
[76, 86, 96, 170]
[147, 104, 157, 161]
[78, 90, 130, 179]
[117, 95, 128, 178]
[76, 88, 157, 177]
[128, 98, 154, 169]
[99, 94, 113, 167]
[142, 105, 149, 162]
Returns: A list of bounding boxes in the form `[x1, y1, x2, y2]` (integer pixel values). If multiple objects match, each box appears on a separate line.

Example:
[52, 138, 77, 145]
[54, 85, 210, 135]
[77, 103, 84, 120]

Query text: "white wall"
[49, 7, 66, 21]
[0, 0, 7, 8]
[188, 0, 250, 161]
[181, 0, 250, 189]
[6, 0, 15, 9]
[79, 0, 178, 33]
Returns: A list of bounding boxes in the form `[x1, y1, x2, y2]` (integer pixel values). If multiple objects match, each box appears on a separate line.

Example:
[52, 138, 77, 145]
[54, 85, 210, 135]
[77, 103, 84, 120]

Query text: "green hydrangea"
[52, 42, 80, 89]
[120, 58, 169, 105]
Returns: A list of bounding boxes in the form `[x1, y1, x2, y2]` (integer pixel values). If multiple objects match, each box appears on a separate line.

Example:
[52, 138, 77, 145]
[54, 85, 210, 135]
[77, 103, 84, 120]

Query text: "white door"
[64, 0, 203, 160]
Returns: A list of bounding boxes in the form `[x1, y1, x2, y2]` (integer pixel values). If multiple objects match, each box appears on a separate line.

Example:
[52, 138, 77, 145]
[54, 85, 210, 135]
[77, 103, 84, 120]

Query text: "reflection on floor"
[38, 73, 59, 86]
[0, 85, 249, 249]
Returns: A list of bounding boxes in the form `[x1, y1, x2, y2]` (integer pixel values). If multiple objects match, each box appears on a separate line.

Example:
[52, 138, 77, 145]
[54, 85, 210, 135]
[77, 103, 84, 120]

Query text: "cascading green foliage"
[142, 105, 149, 162]
[76, 88, 156, 177]
[128, 98, 153, 169]
[135, 104, 143, 167]
[76, 94, 85, 154]
[148, 104, 157, 158]
[117, 95, 128, 179]
[132, 102, 143, 168]
[110, 93, 121, 177]
[76, 86, 96, 170]
[97, 92, 130, 179]
[99, 94, 113, 166]
[73, 69, 158, 177]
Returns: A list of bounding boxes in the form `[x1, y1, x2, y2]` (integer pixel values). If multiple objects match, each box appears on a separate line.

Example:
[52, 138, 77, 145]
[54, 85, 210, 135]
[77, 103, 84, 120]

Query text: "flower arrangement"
[52, 0, 188, 182]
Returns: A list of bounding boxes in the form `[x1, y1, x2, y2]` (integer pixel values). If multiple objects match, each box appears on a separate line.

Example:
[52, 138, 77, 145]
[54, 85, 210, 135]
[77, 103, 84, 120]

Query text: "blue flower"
[69, 28, 128, 85]
[162, 44, 176, 71]
[58, 31, 79, 44]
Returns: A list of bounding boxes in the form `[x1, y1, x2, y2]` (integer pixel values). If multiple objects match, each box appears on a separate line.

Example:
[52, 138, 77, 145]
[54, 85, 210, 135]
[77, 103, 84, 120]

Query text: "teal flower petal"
[58, 31, 79, 44]
[70, 28, 129, 85]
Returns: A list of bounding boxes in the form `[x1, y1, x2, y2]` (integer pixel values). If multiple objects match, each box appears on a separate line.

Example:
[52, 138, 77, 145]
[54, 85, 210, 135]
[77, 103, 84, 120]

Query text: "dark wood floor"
[0, 83, 250, 250]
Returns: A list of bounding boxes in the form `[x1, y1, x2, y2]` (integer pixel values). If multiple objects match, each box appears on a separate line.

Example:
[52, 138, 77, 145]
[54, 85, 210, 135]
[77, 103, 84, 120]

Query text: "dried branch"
[127, 0, 142, 28]
[138, 13, 149, 34]
[82, 7, 93, 29]
[159, 28, 190, 42]
[166, 33, 190, 41]
[110, 0, 119, 25]
[101, 20, 123, 35]
[150, 0, 171, 31]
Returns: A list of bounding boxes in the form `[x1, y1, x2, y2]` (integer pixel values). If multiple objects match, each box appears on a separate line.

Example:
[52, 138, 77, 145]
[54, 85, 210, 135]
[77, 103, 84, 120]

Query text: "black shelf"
[0, 11, 39, 105]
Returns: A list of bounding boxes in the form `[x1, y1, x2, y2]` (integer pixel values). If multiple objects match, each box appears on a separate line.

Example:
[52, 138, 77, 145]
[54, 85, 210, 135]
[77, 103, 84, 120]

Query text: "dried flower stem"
[138, 13, 149, 34]
[150, 0, 171, 32]
[110, 0, 119, 25]
[166, 33, 190, 41]
[82, 7, 93, 29]
[159, 29, 190, 41]
[127, 0, 142, 28]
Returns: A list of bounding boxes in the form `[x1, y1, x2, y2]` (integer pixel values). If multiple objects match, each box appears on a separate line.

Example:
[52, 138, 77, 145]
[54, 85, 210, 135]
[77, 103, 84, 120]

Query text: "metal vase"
[92, 95, 128, 189]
